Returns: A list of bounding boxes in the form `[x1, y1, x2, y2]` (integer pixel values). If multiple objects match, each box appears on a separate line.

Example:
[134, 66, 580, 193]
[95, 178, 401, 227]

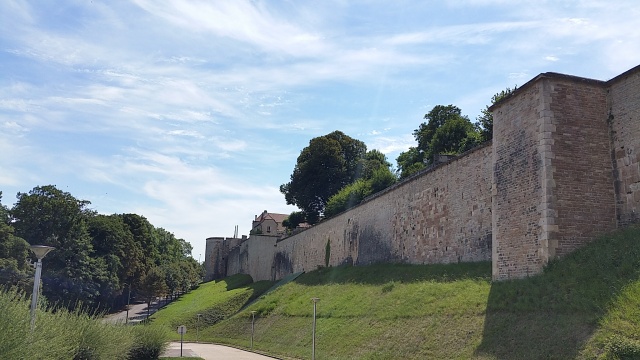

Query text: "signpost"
[177, 325, 187, 357]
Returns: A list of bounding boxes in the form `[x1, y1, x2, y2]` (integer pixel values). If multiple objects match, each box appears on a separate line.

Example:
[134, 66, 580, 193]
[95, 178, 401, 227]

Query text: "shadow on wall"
[475, 226, 640, 359]
[293, 261, 492, 286]
[355, 225, 396, 266]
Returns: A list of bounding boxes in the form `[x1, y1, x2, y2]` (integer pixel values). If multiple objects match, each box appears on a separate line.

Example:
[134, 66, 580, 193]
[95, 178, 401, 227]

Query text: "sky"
[1, 0, 640, 261]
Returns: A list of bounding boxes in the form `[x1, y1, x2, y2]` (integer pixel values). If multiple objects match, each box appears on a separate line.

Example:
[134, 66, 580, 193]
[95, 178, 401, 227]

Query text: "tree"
[476, 86, 517, 142]
[324, 152, 397, 218]
[396, 105, 481, 178]
[11, 186, 104, 308]
[280, 131, 367, 223]
[0, 192, 32, 291]
[324, 179, 371, 218]
[137, 266, 168, 318]
[396, 147, 425, 178]
[88, 214, 143, 308]
[429, 116, 476, 155]
[121, 214, 159, 272]
[282, 211, 306, 231]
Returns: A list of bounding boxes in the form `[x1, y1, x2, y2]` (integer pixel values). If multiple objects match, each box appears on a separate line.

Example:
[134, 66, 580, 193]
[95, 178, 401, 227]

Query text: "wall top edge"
[488, 65, 640, 112]
[606, 63, 640, 86]
[489, 73, 605, 112]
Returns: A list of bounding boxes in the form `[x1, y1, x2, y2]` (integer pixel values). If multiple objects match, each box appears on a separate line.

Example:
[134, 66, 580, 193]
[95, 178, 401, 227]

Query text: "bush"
[0, 289, 140, 359]
[128, 324, 169, 360]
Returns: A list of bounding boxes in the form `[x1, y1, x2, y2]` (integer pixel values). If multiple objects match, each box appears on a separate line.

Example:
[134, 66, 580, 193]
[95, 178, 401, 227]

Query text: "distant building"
[251, 210, 288, 236]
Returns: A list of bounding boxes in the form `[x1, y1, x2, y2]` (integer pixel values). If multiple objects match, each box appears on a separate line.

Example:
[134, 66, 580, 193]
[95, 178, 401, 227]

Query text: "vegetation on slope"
[0, 290, 168, 359]
[149, 274, 273, 342]
[153, 226, 640, 359]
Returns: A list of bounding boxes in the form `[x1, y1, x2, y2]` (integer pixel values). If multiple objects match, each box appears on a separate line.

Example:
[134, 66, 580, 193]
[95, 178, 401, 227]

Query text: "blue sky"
[1, 0, 639, 261]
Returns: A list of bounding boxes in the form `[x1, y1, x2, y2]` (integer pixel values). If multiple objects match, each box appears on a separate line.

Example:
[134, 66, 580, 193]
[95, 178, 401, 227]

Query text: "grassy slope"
[156, 226, 640, 359]
[150, 273, 273, 342]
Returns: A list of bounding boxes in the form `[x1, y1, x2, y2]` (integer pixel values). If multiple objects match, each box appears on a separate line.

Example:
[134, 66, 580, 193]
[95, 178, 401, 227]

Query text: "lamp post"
[197, 313, 202, 343]
[125, 283, 131, 324]
[29, 245, 54, 330]
[250, 311, 256, 350]
[311, 298, 320, 360]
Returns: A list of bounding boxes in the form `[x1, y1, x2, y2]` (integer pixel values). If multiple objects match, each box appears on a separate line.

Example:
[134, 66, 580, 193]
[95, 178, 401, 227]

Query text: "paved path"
[103, 299, 170, 324]
[162, 342, 277, 359]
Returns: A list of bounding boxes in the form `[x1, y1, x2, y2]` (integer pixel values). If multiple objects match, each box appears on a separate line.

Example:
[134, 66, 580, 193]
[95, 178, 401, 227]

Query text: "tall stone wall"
[229, 144, 493, 282]
[491, 80, 546, 279]
[549, 77, 616, 257]
[608, 66, 640, 225]
[205, 65, 640, 284]
[491, 73, 619, 280]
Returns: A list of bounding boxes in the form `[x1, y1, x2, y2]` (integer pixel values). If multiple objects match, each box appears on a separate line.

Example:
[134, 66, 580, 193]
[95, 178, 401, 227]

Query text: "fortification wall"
[206, 65, 640, 284]
[549, 77, 616, 257]
[238, 144, 493, 282]
[492, 80, 546, 280]
[609, 66, 640, 225]
[492, 74, 618, 280]
[204, 236, 245, 281]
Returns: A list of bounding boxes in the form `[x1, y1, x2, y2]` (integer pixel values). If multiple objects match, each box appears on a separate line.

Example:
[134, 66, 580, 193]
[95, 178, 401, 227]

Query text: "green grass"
[151, 226, 640, 359]
[150, 273, 274, 342]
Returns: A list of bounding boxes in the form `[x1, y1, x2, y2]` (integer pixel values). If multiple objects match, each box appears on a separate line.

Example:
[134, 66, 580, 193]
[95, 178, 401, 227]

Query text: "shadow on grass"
[295, 260, 492, 286]
[476, 226, 640, 359]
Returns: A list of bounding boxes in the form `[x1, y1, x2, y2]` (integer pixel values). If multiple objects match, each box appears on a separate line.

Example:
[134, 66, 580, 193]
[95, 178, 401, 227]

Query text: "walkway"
[162, 342, 277, 359]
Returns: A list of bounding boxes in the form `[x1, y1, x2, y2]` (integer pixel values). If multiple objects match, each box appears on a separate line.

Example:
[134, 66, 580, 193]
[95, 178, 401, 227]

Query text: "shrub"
[128, 324, 169, 360]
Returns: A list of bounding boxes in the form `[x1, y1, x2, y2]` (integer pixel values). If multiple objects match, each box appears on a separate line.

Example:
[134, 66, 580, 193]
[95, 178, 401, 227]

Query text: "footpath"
[161, 342, 276, 359]
[103, 302, 277, 359]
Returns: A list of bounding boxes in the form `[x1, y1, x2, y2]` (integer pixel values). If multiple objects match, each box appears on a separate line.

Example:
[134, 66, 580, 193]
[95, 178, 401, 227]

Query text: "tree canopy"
[396, 105, 479, 178]
[280, 131, 367, 224]
[476, 86, 517, 142]
[1, 185, 202, 312]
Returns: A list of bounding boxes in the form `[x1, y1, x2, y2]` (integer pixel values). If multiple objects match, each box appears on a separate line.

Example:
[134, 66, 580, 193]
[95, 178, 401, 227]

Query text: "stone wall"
[205, 65, 640, 283]
[210, 144, 493, 282]
[491, 73, 619, 280]
[608, 65, 640, 225]
[491, 80, 545, 280]
[549, 77, 616, 257]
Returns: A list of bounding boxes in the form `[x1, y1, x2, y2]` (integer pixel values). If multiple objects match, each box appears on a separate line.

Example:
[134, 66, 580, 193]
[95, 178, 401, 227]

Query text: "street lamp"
[250, 311, 256, 350]
[311, 298, 320, 360]
[197, 313, 202, 343]
[29, 245, 54, 330]
[125, 283, 131, 324]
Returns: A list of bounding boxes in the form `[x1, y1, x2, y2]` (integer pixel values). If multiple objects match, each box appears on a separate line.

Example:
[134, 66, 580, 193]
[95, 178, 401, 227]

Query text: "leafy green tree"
[476, 86, 517, 141]
[138, 266, 168, 317]
[430, 116, 476, 155]
[282, 211, 306, 231]
[369, 166, 397, 193]
[88, 214, 143, 308]
[280, 131, 367, 223]
[396, 105, 482, 178]
[396, 147, 425, 178]
[0, 192, 32, 291]
[11, 185, 103, 308]
[324, 179, 371, 218]
[121, 214, 160, 273]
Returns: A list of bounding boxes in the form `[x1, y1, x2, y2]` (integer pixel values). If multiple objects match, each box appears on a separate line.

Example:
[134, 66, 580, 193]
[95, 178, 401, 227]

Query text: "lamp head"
[30, 245, 55, 260]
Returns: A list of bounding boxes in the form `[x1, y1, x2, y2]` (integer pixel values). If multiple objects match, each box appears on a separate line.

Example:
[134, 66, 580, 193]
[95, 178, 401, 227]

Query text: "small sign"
[177, 325, 187, 335]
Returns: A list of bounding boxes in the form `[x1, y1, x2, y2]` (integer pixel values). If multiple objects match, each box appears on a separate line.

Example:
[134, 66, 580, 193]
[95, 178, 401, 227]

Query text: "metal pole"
[251, 311, 256, 349]
[197, 314, 202, 343]
[30, 258, 43, 330]
[311, 298, 320, 360]
[126, 284, 131, 324]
